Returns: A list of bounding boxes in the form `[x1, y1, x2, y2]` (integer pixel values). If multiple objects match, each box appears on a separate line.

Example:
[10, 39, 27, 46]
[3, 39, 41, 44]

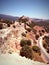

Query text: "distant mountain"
[0, 14, 49, 22]
[31, 18, 49, 22]
[0, 14, 19, 21]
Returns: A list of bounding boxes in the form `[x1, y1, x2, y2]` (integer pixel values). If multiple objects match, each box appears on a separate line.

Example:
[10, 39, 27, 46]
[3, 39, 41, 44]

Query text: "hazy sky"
[0, 0, 49, 19]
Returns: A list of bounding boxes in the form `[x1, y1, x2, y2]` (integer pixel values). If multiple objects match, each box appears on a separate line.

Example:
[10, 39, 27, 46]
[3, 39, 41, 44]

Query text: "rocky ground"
[0, 53, 48, 65]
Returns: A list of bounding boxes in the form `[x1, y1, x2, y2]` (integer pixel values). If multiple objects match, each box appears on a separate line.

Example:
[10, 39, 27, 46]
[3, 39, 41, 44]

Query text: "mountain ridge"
[0, 14, 49, 22]
[0, 14, 19, 21]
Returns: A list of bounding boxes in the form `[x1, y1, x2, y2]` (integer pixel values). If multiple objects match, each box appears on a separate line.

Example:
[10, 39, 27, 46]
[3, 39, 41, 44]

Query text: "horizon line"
[0, 13, 49, 20]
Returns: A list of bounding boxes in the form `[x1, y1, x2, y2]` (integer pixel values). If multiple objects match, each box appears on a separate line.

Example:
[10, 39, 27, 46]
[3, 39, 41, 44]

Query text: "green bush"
[32, 46, 41, 55]
[20, 39, 31, 47]
[27, 40, 31, 46]
[20, 45, 33, 60]
[20, 39, 27, 47]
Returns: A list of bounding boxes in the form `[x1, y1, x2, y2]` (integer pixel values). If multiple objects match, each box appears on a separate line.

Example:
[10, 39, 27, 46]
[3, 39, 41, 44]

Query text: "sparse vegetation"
[33, 29, 36, 34]
[45, 27, 49, 33]
[43, 36, 49, 53]
[43, 36, 49, 47]
[0, 23, 7, 29]
[18, 16, 28, 29]
[29, 21, 36, 28]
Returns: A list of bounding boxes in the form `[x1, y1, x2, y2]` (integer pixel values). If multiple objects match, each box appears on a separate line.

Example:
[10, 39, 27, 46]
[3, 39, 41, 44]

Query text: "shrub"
[20, 39, 27, 47]
[35, 34, 39, 40]
[7, 23, 10, 27]
[47, 48, 49, 53]
[21, 32, 26, 37]
[20, 45, 33, 60]
[8, 50, 12, 54]
[0, 23, 3, 29]
[44, 36, 49, 47]
[27, 40, 31, 46]
[20, 39, 31, 47]
[45, 27, 49, 33]
[41, 30, 45, 33]
[13, 25, 16, 28]
[39, 32, 42, 36]
[25, 31, 27, 33]
[32, 46, 41, 55]
[43, 43, 47, 49]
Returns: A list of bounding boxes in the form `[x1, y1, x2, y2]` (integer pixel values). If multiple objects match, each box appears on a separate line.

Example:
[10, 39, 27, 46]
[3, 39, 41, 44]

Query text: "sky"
[0, 0, 49, 19]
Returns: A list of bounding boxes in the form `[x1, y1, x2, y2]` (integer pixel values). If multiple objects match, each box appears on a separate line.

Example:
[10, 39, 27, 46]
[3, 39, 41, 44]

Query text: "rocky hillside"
[0, 16, 49, 64]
